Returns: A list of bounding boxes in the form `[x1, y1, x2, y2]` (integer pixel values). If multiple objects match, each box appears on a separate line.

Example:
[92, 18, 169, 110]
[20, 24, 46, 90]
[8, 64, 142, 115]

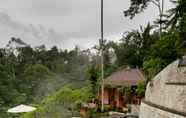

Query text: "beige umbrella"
[7, 104, 36, 113]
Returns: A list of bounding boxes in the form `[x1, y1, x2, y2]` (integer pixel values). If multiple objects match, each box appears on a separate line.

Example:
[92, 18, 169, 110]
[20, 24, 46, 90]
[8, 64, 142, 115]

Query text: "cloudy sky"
[0, 0, 173, 49]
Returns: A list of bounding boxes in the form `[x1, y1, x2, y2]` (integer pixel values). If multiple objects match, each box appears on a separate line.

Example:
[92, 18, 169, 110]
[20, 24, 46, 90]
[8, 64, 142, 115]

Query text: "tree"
[113, 23, 155, 67]
[17, 46, 35, 66]
[166, 0, 186, 30]
[87, 65, 99, 97]
[143, 32, 183, 79]
[27, 86, 92, 118]
[124, 0, 166, 38]
[22, 64, 52, 101]
[166, 0, 186, 45]
[0, 38, 94, 117]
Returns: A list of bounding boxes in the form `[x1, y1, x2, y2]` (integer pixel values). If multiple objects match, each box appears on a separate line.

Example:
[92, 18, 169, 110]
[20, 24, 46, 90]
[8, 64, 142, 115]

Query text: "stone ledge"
[142, 100, 186, 117]
[165, 82, 186, 85]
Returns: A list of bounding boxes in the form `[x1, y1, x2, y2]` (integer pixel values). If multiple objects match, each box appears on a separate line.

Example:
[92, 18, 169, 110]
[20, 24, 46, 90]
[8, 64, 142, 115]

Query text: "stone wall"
[140, 102, 185, 118]
[139, 60, 186, 118]
[131, 105, 140, 115]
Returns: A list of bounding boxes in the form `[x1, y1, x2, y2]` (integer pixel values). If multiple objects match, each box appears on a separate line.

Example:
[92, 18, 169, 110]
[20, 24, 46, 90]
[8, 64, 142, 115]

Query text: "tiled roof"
[104, 68, 144, 86]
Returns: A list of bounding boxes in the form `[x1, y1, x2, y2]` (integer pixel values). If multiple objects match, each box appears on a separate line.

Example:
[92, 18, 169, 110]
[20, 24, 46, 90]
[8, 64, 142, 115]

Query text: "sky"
[0, 0, 173, 50]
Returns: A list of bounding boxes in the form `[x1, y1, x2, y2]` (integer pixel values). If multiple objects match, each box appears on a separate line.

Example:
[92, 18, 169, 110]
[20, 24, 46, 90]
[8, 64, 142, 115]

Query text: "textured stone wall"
[140, 60, 186, 118]
[140, 102, 185, 118]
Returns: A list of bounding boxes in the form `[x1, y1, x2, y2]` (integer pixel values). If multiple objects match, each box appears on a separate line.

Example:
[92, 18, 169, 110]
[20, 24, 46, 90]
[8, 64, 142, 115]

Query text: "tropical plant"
[136, 80, 146, 97]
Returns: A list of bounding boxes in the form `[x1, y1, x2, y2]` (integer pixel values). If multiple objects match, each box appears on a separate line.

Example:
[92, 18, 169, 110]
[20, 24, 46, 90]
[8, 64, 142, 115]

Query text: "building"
[99, 68, 145, 110]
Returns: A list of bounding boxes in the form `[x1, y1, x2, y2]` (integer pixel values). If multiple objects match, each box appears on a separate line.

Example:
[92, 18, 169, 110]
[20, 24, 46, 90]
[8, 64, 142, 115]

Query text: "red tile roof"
[104, 68, 145, 86]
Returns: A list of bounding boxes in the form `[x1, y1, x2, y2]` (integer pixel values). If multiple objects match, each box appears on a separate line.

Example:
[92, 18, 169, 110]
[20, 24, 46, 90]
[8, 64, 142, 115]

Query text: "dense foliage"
[0, 39, 93, 117]
[21, 86, 91, 118]
[0, 0, 186, 117]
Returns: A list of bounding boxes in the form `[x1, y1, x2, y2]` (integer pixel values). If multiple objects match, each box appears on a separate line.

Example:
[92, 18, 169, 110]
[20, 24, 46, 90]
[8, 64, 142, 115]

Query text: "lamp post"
[100, 0, 104, 112]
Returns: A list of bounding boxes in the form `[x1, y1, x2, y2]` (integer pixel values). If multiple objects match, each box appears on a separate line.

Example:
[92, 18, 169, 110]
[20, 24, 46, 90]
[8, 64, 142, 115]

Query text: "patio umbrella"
[7, 104, 36, 113]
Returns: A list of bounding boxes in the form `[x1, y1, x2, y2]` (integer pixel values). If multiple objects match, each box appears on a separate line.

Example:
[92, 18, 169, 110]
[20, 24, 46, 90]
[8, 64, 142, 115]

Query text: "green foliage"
[136, 80, 146, 97]
[123, 0, 186, 80]
[87, 65, 100, 97]
[150, 34, 181, 61]
[22, 86, 91, 118]
[143, 32, 183, 79]
[119, 86, 132, 105]
[54, 86, 91, 106]
[23, 64, 52, 81]
[124, 0, 151, 19]
[143, 58, 165, 79]
[1, 1, 186, 117]
[167, 0, 186, 30]
[113, 23, 155, 68]
[122, 86, 132, 97]
[0, 38, 92, 117]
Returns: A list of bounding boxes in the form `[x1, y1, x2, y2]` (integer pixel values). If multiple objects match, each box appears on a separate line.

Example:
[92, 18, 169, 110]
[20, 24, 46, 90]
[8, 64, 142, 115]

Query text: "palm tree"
[116, 23, 155, 67]
[123, 23, 154, 50]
